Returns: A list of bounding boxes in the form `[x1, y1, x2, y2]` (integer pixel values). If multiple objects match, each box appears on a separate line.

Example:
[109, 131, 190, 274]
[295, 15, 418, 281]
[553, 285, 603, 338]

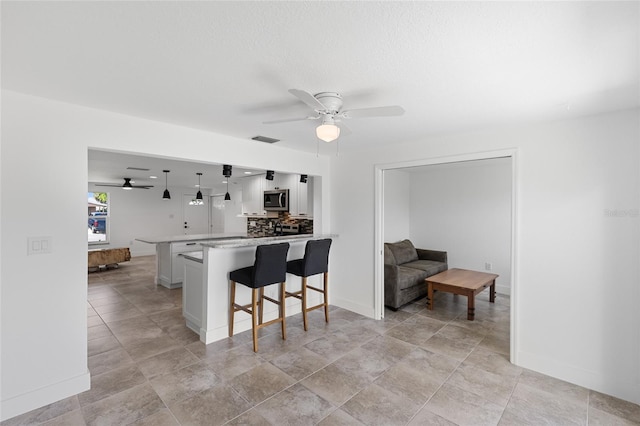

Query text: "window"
[88, 192, 109, 244]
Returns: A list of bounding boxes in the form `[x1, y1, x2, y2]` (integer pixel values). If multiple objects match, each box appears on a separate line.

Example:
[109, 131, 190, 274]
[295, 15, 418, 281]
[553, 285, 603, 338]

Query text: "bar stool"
[229, 243, 290, 352]
[285, 239, 332, 331]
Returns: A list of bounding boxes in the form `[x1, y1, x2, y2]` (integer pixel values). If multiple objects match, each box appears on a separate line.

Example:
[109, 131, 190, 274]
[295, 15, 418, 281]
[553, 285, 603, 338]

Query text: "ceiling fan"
[263, 89, 405, 142]
[94, 178, 153, 190]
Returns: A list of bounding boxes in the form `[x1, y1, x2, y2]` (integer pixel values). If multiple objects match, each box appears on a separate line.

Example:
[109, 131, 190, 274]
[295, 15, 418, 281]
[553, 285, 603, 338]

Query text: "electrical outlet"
[484, 262, 492, 271]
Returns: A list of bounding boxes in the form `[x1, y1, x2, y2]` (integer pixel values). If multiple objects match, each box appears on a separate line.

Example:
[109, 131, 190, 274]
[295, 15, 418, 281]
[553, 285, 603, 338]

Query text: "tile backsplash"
[246, 212, 313, 237]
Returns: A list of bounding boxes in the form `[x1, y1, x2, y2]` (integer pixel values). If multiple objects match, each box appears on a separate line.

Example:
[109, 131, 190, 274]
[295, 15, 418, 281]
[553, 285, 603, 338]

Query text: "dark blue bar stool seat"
[285, 239, 332, 331]
[229, 243, 289, 352]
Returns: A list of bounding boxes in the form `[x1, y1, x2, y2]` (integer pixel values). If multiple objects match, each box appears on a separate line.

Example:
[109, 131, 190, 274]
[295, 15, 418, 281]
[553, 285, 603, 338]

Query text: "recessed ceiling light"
[244, 171, 252, 174]
[149, 176, 157, 179]
[222, 180, 228, 184]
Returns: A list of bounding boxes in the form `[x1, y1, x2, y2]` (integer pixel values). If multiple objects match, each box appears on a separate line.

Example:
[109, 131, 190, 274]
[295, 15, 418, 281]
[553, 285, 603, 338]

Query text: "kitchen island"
[182, 234, 336, 344]
[135, 233, 247, 288]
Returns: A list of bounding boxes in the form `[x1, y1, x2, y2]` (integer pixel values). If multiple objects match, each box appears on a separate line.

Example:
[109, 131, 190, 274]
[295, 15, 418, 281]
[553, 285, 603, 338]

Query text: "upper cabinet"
[286, 174, 312, 217]
[294, 176, 312, 217]
[263, 172, 286, 191]
[241, 173, 313, 218]
[241, 175, 265, 216]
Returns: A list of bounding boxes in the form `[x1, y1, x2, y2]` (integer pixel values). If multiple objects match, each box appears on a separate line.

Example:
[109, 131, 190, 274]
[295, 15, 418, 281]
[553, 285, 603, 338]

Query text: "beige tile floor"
[4, 255, 640, 425]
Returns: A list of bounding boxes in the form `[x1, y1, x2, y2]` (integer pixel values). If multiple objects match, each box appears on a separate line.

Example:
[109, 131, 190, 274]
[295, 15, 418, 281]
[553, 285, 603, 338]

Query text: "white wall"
[330, 109, 640, 404]
[408, 158, 512, 294]
[0, 90, 330, 420]
[383, 169, 411, 242]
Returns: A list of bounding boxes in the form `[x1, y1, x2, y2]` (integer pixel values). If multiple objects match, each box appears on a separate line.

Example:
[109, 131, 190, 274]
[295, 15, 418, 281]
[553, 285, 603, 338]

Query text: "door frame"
[373, 148, 519, 364]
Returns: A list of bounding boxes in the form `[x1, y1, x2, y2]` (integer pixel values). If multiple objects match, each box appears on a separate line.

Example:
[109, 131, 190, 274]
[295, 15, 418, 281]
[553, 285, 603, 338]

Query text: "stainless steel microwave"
[264, 189, 289, 211]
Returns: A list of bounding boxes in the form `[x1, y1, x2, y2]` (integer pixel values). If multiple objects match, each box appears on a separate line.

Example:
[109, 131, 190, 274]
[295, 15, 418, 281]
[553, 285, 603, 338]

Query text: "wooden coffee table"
[426, 268, 499, 320]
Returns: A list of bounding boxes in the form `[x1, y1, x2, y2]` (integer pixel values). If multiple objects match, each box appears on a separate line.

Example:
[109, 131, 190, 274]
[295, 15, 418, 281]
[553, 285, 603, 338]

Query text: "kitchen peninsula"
[135, 233, 247, 288]
[181, 234, 336, 344]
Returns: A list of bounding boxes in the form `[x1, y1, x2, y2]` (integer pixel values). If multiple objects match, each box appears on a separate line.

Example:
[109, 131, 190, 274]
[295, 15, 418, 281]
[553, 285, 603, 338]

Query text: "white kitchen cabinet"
[263, 172, 286, 191]
[244, 173, 312, 217]
[157, 241, 201, 288]
[241, 175, 265, 216]
[296, 176, 312, 217]
[182, 255, 203, 334]
[285, 174, 312, 217]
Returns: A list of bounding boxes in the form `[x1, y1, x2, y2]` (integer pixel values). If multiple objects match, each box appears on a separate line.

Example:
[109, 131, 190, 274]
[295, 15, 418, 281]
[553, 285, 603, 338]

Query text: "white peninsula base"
[182, 235, 335, 345]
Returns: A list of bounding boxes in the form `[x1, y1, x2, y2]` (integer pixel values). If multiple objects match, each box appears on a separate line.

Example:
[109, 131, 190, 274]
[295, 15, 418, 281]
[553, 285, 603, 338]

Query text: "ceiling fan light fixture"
[316, 123, 340, 142]
[122, 178, 133, 190]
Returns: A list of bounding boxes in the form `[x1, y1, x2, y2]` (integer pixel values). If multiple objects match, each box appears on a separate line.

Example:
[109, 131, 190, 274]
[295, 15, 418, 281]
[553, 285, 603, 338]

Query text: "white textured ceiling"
[3, 1, 639, 159]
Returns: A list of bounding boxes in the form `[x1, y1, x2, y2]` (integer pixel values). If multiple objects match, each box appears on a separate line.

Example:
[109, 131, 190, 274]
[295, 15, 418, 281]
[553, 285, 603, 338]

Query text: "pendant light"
[196, 173, 203, 200]
[189, 173, 204, 205]
[162, 170, 171, 200]
[223, 165, 232, 201]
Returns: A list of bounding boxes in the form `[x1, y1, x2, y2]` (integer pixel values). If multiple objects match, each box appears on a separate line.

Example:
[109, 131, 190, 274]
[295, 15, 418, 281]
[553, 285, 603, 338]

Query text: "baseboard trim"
[331, 296, 375, 319]
[1, 371, 90, 422]
[496, 284, 511, 296]
[517, 350, 640, 405]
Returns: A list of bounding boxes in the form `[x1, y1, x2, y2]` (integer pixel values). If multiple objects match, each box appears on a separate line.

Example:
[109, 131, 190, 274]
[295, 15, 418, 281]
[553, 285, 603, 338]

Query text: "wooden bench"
[88, 247, 131, 271]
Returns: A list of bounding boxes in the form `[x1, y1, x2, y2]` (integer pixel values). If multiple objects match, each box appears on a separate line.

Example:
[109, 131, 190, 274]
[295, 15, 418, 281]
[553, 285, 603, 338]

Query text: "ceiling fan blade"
[341, 105, 405, 119]
[132, 186, 153, 189]
[93, 183, 122, 187]
[288, 89, 327, 110]
[263, 116, 319, 124]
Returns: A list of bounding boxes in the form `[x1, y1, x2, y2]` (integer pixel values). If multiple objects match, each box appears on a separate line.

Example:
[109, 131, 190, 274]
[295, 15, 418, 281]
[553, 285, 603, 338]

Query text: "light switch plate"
[28, 236, 52, 255]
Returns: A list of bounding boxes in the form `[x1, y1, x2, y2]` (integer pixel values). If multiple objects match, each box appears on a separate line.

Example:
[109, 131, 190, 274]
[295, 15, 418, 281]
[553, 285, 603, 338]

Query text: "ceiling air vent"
[126, 166, 150, 171]
[251, 136, 280, 144]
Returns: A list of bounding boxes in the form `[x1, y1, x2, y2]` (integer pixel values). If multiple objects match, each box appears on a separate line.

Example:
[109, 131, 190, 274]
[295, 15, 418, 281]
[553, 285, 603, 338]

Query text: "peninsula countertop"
[200, 234, 336, 249]
[135, 232, 248, 244]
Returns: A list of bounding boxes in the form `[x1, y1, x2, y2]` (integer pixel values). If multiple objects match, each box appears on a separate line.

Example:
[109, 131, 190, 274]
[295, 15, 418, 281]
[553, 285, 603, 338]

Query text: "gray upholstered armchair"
[384, 239, 448, 310]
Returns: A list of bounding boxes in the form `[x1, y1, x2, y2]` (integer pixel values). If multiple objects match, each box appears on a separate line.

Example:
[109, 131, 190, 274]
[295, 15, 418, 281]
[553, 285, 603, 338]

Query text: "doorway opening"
[374, 149, 518, 364]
